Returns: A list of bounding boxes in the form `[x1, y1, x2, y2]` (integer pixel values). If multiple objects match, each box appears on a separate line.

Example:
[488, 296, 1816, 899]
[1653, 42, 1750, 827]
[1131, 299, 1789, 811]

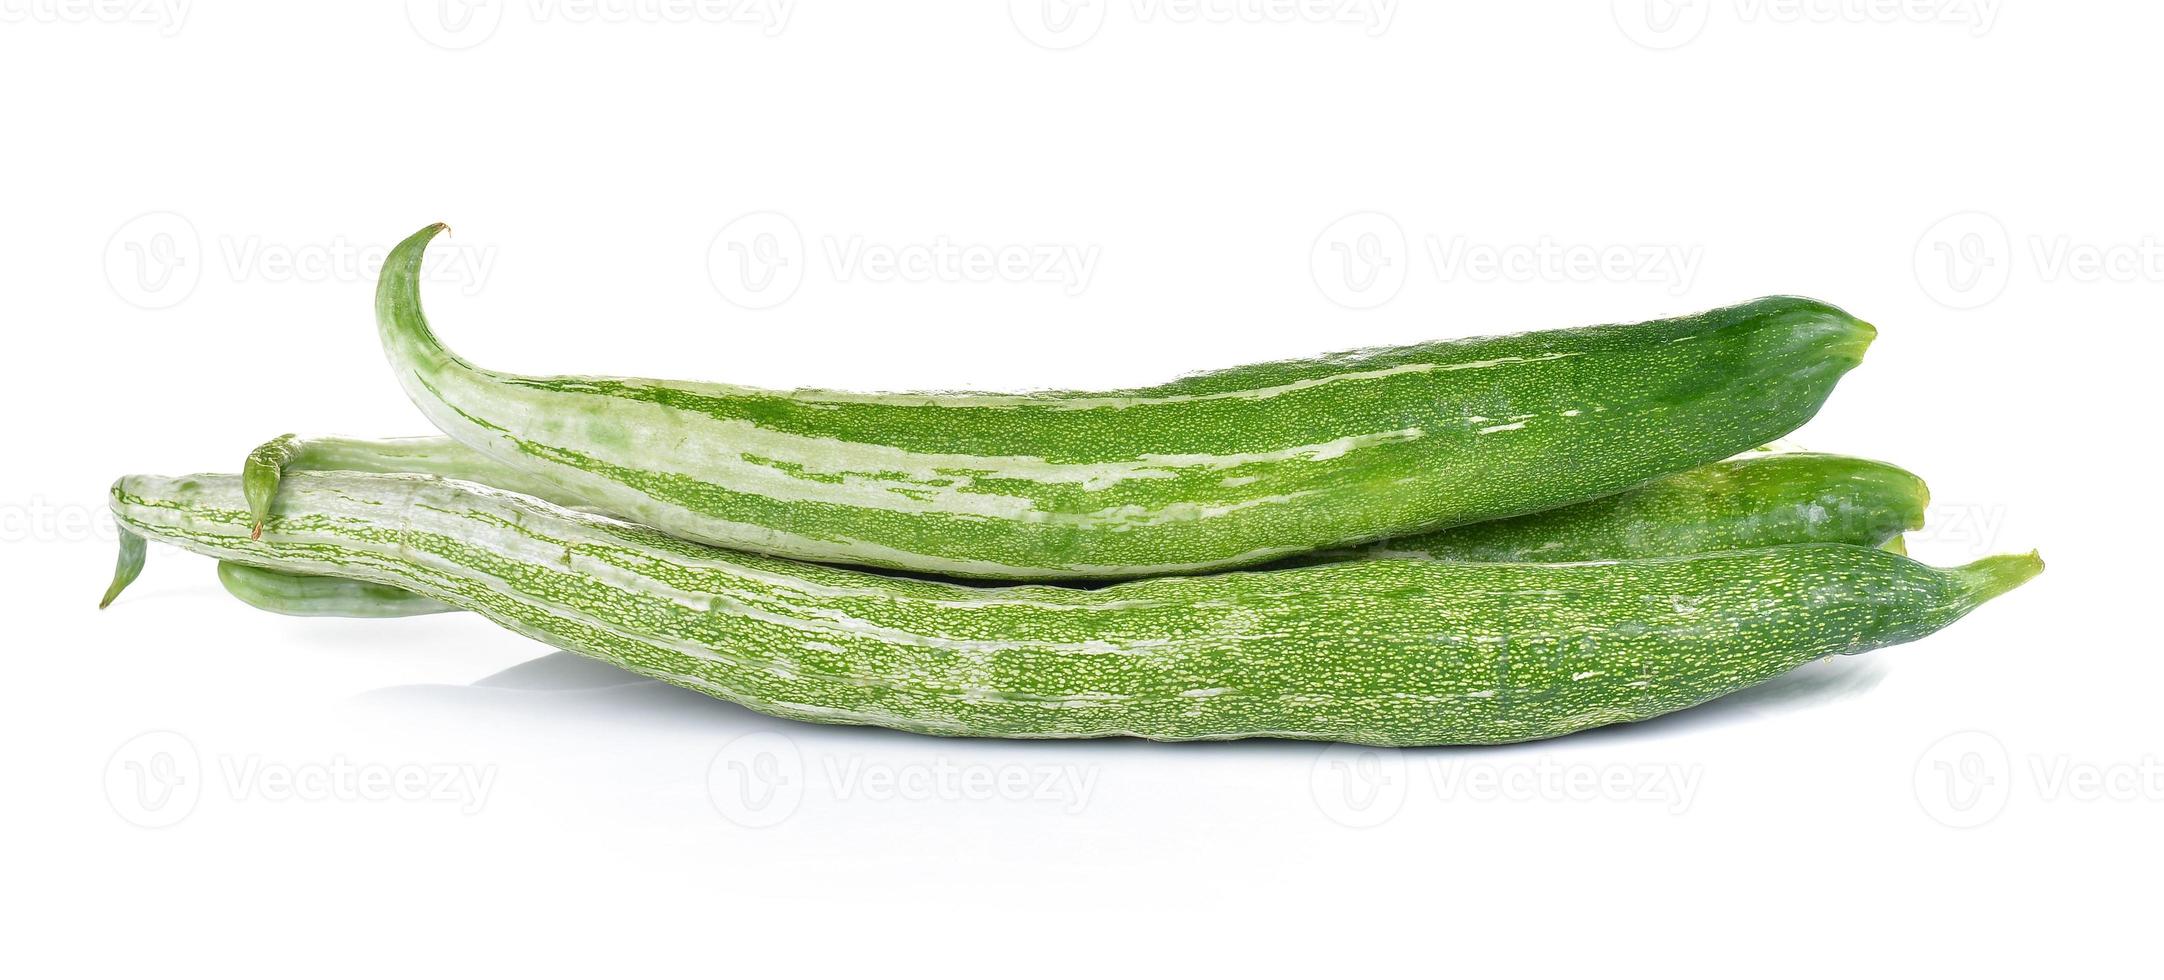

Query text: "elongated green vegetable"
[218, 560, 457, 618]
[108, 471, 2037, 746]
[372, 223, 1874, 579]
[1305, 452, 1928, 564]
[236, 443, 1928, 616]
[216, 529, 1914, 617]
[245, 433, 574, 536]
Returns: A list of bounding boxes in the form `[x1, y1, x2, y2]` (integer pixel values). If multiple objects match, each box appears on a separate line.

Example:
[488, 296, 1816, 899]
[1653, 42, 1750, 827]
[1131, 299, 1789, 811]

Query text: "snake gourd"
[217, 561, 459, 618]
[230, 443, 1927, 617]
[1309, 452, 1928, 565]
[108, 471, 2035, 746]
[375, 223, 1875, 579]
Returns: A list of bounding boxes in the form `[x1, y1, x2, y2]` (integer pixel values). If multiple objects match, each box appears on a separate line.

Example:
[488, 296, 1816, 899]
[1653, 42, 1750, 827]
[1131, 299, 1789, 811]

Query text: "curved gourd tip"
[385, 222, 451, 269]
[377, 223, 468, 374]
[242, 433, 302, 539]
[1952, 550, 2044, 605]
[100, 529, 147, 609]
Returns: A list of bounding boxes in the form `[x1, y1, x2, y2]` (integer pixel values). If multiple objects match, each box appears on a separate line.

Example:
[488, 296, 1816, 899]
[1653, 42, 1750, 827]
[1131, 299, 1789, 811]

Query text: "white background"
[2, 1, 2149, 974]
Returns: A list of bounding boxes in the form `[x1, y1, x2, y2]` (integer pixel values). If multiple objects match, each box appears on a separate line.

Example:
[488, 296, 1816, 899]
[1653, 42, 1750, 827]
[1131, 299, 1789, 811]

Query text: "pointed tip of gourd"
[100, 529, 147, 609]
[1829, 314, 1877, 369]
[380, 225, 469, 373]
[1769, 295, 1877, 369]
[1953, 550, 2044, 605]
[1832, 455, 1930, 535]
[1741, 296, 1876, 381]
[385, 223, 453, 271]
[243, 433, 300, 538]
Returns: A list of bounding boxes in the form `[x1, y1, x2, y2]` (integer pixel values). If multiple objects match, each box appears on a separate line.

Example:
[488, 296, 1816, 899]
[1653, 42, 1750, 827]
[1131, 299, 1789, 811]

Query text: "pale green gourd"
[109, 471, 2037, 746]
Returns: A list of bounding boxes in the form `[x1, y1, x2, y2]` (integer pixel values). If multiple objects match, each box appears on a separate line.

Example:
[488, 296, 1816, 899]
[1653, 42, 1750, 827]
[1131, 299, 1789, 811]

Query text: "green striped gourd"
[108, 471, 2037, 746]
[218, 560, 457, 618]
[375, 223, 1875, 579]
[232, 443, 1926, 617]
[244, 433, 573, 535]
[1303, 452, 1928, 565]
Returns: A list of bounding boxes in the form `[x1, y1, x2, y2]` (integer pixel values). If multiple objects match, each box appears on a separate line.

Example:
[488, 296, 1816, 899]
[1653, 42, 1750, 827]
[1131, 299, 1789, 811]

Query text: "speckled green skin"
[1304, 453, 1928, 565]
[236, 444, 1926, 615]
[108, 471, 2037, 745]
[217, 561, 456, 618]
[377, 223, 1874, 579]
